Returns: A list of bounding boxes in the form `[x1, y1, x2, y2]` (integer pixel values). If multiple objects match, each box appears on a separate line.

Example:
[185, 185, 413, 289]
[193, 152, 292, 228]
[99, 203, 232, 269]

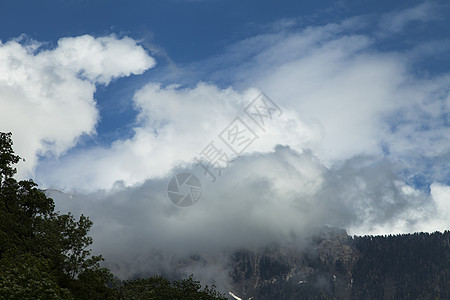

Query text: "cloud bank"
[46, 145, 444, 281]
[0, 34, 155, 178]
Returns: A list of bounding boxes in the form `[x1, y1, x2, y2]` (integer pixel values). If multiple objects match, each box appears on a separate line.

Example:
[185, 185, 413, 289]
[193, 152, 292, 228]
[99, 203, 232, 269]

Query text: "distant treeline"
[352, 231, 450, 299]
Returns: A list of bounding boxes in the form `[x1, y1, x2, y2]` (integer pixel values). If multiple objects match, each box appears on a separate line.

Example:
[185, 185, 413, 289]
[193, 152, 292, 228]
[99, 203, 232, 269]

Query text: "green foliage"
[0, 253, 73, 300]
[0, 132, 20, 182]
[351, 231, 450, 300]
[118, 275, 227, 300]
[0, 132, 113, 299]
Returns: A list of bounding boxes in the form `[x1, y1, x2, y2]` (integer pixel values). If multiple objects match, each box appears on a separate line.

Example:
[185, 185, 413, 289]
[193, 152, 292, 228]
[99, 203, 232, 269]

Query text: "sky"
[1, 0, 450, 283]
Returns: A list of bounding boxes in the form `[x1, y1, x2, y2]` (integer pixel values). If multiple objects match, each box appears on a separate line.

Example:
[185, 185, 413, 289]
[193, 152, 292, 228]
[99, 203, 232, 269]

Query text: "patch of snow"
[229, 291, 243, 300]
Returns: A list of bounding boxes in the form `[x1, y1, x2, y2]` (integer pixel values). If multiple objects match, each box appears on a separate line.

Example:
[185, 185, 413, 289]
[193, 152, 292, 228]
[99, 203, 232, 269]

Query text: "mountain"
[226, 228, 450, 300]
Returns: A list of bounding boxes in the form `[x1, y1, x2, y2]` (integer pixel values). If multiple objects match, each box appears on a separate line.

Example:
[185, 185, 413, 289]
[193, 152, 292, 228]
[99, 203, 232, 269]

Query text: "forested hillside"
[352, 232, 450, 299]
[228, 229, 450, 299]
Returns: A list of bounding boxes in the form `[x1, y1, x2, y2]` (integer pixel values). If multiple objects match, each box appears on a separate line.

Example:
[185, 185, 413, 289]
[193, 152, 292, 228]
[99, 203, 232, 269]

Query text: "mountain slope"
[227, 229, 450, 299]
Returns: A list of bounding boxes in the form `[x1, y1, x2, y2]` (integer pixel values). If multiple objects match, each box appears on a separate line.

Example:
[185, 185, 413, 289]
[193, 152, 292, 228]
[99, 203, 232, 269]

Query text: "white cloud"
[213, 18, 450, 176]
[38, 82, 317, 191]
[427, 183, 450, 230]
[50, 35, 154, 84]
[222, 28, 403, 163]
[378, 1, 437, 34]
[0, 35, 155, 178]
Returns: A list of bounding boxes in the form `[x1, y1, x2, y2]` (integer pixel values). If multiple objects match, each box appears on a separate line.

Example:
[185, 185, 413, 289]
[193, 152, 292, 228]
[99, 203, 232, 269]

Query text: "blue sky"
[1, 0, 450, 280]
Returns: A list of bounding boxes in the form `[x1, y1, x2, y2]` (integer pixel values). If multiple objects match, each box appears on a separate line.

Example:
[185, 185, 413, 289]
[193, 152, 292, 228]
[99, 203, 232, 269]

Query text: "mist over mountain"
[109, 228, 450, 299]
[225, 229, 450, 299]
[42, 182, 450, 298]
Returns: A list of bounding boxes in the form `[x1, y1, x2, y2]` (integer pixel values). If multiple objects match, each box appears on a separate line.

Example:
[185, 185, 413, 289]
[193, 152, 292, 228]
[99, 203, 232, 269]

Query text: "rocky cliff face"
[228, 227, 359, 300]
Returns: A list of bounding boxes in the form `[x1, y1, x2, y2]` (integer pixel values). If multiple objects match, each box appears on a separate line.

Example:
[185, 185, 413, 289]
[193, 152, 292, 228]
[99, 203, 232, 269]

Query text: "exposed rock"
[228, 227, 358, 299]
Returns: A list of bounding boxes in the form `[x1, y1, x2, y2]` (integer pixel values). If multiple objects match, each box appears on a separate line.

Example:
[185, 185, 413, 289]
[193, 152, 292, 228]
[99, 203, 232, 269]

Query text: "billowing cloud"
[0, 34, 155, 178]
[37, 82, 316, 191]
[215, 16, 450, 183]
